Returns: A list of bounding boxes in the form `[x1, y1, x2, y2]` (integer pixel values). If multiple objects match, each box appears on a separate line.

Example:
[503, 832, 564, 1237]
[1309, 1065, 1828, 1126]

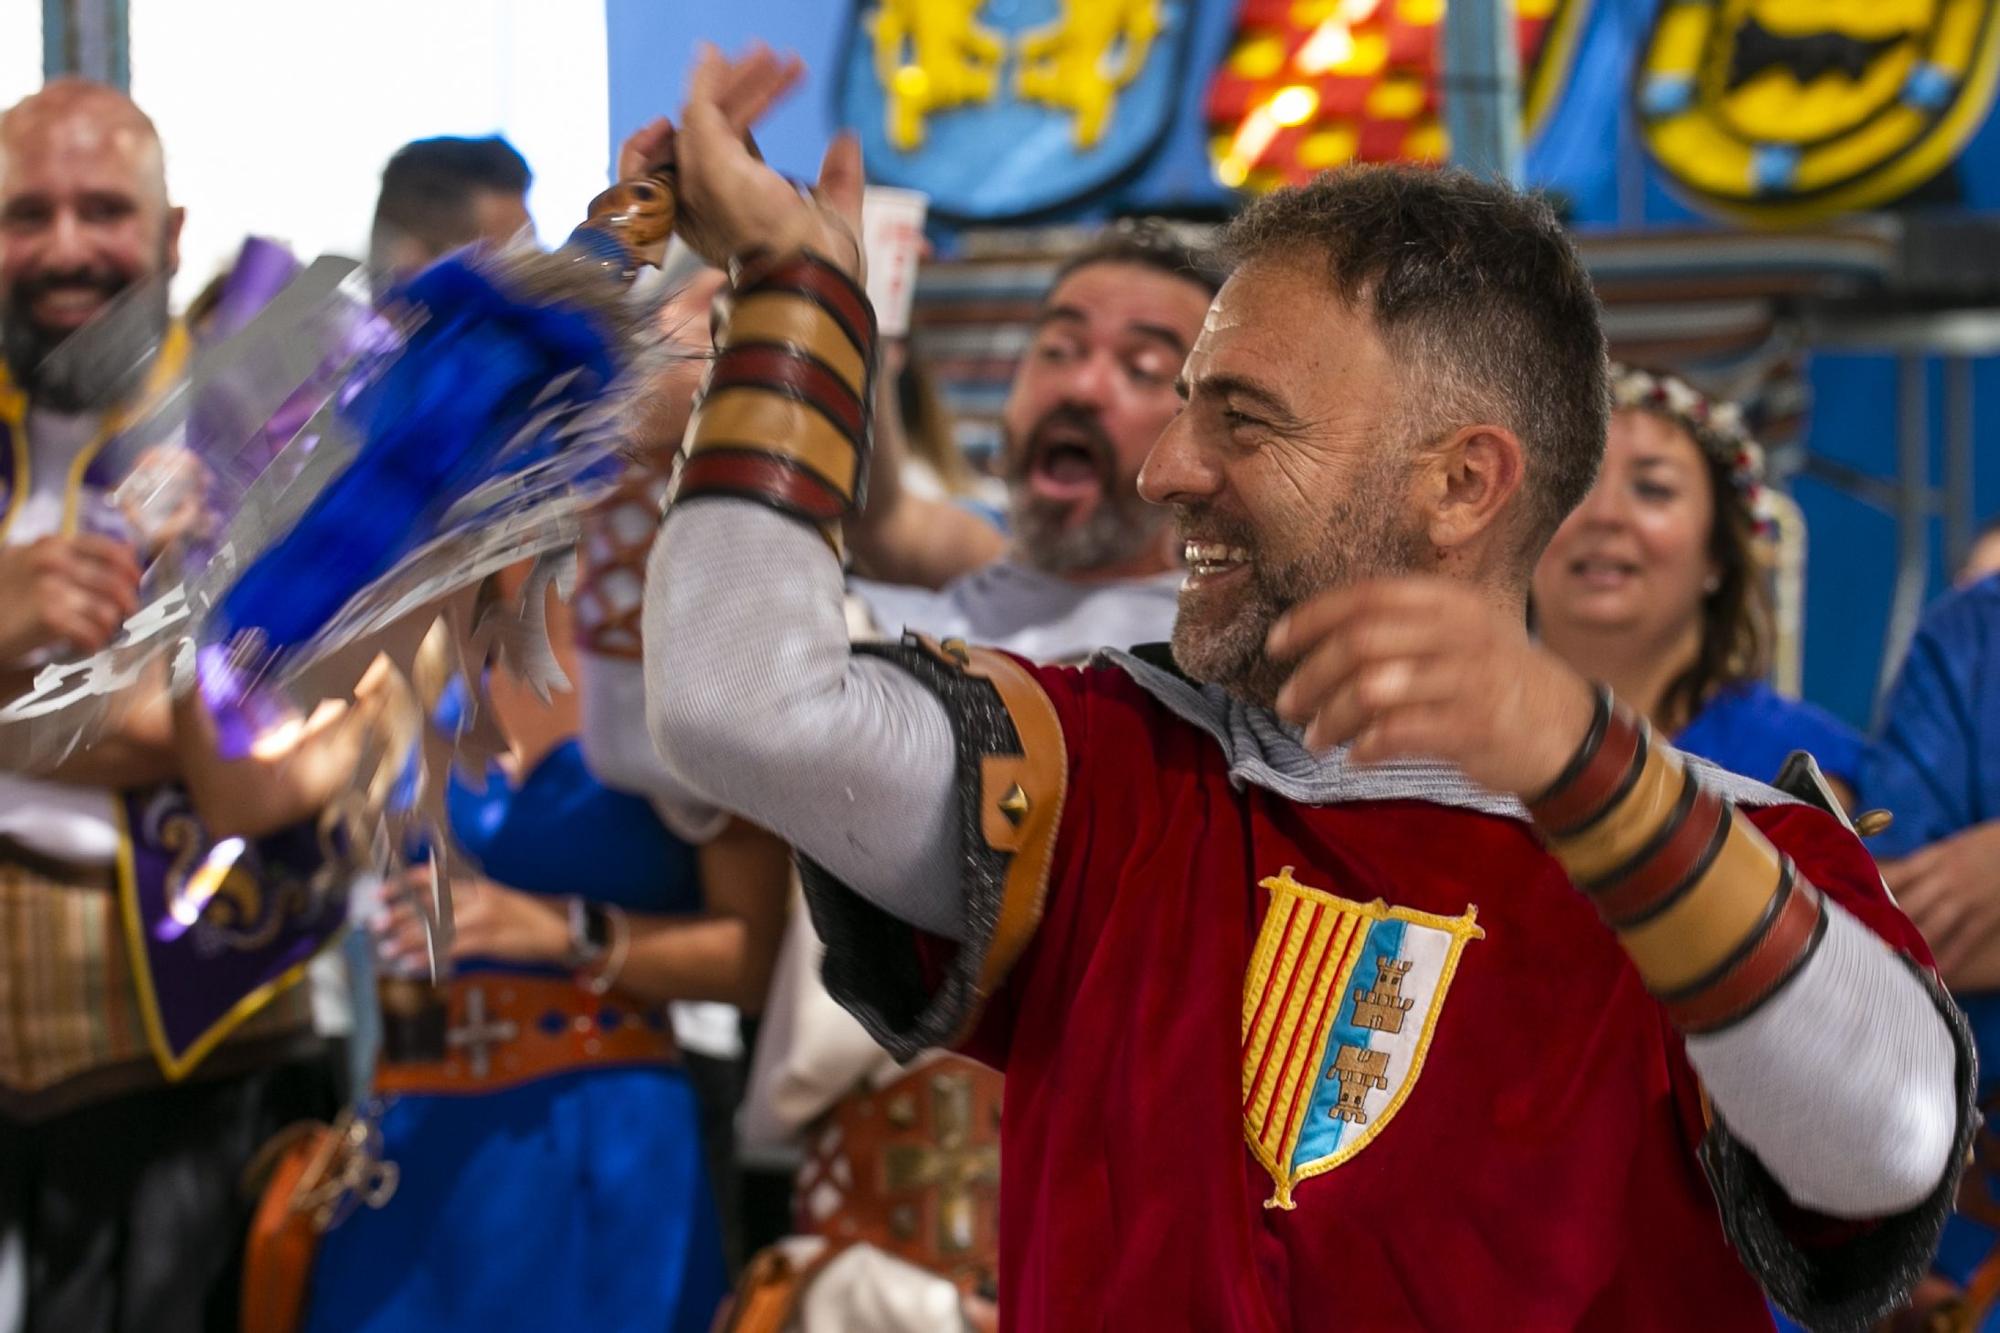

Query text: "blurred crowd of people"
[0, 49, 1997, 1333]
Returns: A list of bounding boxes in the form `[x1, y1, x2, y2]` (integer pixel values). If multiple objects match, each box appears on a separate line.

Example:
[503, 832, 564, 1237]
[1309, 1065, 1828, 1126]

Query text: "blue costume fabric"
[1673, 679, 1864, 789]
[305, 740, 727, 1333]
[1860, 575, 2000, 1309]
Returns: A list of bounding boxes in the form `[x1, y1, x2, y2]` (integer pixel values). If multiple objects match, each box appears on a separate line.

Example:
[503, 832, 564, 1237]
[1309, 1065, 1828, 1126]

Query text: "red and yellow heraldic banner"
[1205, 0, 1591, 190]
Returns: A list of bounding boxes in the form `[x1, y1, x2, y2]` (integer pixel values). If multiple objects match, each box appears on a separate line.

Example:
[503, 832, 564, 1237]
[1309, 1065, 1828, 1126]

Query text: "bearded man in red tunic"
[642, 46, 1970, 1332]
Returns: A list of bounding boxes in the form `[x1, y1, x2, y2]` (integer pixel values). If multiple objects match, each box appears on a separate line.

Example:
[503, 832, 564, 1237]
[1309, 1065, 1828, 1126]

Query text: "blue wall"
[607, 0, 2000, 729]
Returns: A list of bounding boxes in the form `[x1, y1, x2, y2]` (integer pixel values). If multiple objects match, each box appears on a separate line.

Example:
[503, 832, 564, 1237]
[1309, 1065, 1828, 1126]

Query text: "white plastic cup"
[861, 185, 929, 339]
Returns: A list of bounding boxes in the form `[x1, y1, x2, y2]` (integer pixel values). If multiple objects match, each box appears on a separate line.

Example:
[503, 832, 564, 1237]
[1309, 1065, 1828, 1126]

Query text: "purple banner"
[120, 785, 346, 1078]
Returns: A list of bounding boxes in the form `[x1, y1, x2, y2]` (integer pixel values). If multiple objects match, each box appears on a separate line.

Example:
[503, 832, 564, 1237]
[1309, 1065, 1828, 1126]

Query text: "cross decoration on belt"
[881, 1070, 1001, 1256]
[446, 985, 520, 1079]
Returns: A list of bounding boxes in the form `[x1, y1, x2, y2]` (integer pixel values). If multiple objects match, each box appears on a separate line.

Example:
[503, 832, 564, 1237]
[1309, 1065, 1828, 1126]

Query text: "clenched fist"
[0, 533, 142, 663]
[1267, 577, 1597, 799]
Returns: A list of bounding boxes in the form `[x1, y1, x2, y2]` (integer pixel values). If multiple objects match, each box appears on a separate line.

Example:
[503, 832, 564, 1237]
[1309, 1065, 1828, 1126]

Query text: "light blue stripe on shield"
[1290, 917, 1407, 1173]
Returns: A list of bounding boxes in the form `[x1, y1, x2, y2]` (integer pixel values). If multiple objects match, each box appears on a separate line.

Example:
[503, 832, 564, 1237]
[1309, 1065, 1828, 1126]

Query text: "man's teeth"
[1185, 541, 1249, 573]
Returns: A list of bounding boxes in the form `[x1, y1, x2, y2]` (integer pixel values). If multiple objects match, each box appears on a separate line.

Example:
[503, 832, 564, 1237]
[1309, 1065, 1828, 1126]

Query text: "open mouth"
[33, 286, 112, 328]
[1183, 540, 1252, 585]
[1567, 557, 1640, 589]
[1023, 417, 1111, 504]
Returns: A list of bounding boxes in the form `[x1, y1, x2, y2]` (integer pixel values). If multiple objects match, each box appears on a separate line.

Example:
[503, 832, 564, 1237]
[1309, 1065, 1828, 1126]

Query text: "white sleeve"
[643, 500, 967, 940]
[577, 648, 730, 844]
[1687, 899, 1958, 1217]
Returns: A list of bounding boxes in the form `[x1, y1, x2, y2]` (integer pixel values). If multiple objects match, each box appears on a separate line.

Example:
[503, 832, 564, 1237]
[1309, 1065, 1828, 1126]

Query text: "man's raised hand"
[670, 43, 864, 279]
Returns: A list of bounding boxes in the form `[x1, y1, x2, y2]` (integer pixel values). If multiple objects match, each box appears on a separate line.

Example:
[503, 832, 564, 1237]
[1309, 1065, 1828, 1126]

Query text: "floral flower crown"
[1610, 364, 1775, 538]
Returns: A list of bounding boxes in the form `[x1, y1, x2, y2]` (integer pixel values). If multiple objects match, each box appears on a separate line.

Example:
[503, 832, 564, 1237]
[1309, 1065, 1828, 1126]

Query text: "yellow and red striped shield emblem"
[1242, 867, 1484, 1209]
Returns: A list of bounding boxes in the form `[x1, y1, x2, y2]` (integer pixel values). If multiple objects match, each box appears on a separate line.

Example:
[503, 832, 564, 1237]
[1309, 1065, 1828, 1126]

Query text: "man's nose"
[1056, 348, 1117, 409]
[41, 206, 91, 269]
[1137, 412, 1219, 506]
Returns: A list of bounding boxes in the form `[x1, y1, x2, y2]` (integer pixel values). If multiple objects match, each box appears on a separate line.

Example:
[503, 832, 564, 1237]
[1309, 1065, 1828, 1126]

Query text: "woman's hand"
[375, 864, 569, 972]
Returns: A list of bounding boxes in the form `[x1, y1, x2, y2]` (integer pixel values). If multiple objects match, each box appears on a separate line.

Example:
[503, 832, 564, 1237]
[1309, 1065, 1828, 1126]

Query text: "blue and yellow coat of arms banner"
[839, 0, 1192, 219]
[1637, 0, 2000, 223]
[1242, 868, 1483, 1210]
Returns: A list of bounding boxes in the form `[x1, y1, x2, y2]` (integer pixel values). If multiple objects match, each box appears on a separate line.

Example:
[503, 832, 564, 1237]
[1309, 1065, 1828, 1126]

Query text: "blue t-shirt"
[1674, 679, 1864, 789]
[1858, 575, 2000, 1308]
[1861, 574, 2000, 1089]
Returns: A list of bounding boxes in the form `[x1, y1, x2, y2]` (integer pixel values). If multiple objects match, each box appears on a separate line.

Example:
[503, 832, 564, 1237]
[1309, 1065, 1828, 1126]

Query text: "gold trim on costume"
[113, 798, 319, 1083]
[1243, 868, 1484, 1210]
[59, 322, 191, 535]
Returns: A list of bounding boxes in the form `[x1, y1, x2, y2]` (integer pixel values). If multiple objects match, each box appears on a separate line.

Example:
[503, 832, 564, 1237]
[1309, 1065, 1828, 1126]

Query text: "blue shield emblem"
[1242, 868, 1484, 1209]
[839, 0, 1189, 220]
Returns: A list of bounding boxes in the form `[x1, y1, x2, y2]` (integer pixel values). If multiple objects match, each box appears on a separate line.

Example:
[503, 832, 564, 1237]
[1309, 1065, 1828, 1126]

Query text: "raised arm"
[638, 47, 967, 938]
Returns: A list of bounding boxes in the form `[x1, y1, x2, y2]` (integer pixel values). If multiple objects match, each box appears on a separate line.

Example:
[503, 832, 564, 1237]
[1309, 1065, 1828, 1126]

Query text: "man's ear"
[164, 205, 186, 276]
[1424, 421, 1526, 554]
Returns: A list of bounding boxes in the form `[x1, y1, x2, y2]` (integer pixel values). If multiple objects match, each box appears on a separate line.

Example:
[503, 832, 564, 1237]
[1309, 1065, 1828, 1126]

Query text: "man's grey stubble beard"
[1170, 471, 1428, 710]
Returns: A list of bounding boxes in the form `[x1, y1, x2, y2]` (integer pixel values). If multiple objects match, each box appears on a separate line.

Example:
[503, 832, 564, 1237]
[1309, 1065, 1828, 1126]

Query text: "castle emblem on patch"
[1637, 0, 2000, 223]
[1242, 867, 1482, 1209]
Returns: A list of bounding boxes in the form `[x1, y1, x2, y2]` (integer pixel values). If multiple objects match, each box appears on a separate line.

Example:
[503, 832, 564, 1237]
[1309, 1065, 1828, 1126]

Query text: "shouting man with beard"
[0, 81, 338, 1333]
[645, 46, 1968, 1333]
[847, 222, 1216, 664]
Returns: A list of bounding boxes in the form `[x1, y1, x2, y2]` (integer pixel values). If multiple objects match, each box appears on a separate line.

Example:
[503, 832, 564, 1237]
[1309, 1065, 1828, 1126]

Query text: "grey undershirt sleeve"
[577, 650, 732, 845]
[643, 499, 968, 940]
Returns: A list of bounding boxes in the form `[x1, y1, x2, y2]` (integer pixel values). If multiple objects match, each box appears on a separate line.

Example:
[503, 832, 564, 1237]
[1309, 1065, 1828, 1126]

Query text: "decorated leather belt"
[793, 1054, 1003, 1294]
[373, 974, 678, 1097]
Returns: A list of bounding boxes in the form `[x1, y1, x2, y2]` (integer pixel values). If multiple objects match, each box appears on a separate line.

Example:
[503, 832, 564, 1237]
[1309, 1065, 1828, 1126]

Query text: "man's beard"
[1004, 405, 1167, 576]
[3, 260, 172, 414]
[1170, 456, 1429, 708]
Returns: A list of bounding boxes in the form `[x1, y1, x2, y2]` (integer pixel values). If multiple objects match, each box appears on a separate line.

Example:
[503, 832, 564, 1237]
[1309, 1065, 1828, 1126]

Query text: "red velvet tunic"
[948, 662, 1927, 1331]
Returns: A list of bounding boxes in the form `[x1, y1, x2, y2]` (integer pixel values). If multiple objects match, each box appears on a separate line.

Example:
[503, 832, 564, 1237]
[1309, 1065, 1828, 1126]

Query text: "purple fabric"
[122, 786, 343, 1068]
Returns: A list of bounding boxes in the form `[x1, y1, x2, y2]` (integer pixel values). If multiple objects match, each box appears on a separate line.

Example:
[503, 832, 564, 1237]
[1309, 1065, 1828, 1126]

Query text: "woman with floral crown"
[1533, 365, 1862, 800]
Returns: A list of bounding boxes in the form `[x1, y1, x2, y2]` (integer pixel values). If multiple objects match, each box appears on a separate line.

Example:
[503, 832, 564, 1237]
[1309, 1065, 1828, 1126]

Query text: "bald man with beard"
[0, 82, 337, 1333]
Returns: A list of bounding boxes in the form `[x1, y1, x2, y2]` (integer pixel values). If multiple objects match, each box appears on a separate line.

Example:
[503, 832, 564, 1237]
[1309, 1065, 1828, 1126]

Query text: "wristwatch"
[564, 896, 612, 971]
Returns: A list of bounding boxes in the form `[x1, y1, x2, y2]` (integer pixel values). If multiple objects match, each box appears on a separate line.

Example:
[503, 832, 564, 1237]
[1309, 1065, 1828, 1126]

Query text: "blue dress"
[305, 740, 727, 1333]
[1674, 679, 1864, 790]
[1860, 575, 2000, 1312]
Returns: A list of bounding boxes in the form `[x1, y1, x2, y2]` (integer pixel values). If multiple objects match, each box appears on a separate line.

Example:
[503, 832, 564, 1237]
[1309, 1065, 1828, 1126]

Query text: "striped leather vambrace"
[674, 250, 878, 551]
[1529, 687, 1827, 1035]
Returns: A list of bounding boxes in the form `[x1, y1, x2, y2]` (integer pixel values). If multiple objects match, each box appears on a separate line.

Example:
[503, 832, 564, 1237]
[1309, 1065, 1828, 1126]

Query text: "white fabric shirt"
[0, 408, 121, 864]
[852, 559, 1183, 665]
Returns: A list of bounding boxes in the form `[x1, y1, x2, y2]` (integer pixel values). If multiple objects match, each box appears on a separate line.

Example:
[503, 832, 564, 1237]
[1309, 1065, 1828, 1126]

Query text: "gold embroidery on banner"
[1016, 0, 1164, 147]
[867, 0, 1005, 150]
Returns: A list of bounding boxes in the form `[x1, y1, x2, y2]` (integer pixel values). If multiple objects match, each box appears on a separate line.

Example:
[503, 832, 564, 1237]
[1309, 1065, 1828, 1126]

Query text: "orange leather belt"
[373, 974, 678, 1097]
[794, 1054, 1002, 1294]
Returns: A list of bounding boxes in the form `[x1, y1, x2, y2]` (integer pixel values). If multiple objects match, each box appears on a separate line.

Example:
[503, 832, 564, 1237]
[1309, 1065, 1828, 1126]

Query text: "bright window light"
[130, 0, 610, 303]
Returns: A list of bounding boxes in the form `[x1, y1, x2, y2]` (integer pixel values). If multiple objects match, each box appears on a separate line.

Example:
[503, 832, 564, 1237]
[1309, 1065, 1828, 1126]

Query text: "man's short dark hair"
[1221, 165, 1609, 563]
[1052, 218, 1225, 300]
[370, 135, 532, 267]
